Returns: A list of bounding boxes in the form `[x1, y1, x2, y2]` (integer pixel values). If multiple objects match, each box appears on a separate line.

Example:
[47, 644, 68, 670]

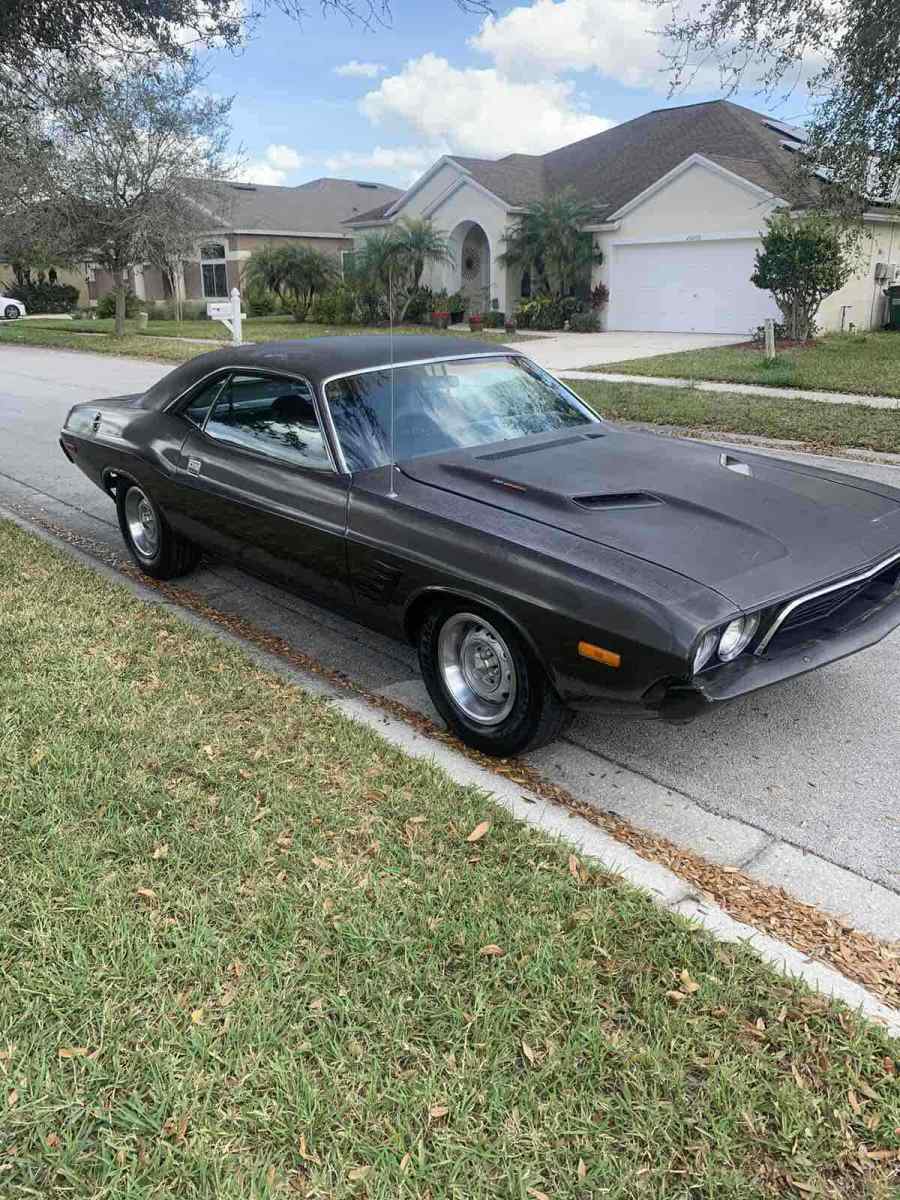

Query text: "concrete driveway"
[508, 330, 742, 372]
[2, 343, 898, 942]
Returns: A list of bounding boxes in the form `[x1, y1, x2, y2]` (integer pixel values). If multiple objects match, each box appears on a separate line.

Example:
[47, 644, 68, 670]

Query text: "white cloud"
[265, 143, 304, 170]
[324, 144, 443, 185]
[470, 0, 669, 91]
[335, 59, 385, 78]
[237, 143, 307, 186]
[360, 53, 612, 158]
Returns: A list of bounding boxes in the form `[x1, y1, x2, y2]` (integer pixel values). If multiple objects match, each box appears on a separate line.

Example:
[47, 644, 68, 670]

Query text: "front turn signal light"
[578, 641, 621, 668]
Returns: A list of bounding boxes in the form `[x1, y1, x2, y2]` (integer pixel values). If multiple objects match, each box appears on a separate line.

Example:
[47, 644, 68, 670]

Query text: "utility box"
[885, 284, 900, 331]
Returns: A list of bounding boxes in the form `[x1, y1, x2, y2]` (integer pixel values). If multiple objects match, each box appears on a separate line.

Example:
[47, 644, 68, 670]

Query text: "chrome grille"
[755, 551, 900, 654]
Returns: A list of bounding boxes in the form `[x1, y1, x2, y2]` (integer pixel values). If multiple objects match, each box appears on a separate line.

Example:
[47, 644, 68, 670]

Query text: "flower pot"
[504, 320, 517, 334]
[468, 316, 484, 332]
[431, 310, 450, 330]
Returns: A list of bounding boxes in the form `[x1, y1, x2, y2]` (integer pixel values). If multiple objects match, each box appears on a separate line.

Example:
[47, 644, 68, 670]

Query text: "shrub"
[750, 320, 788, 346]
[96, 289, 143, 319]
[516, 295, 564, 330]
[402, 286, 433, 324]
[309, 284, 359, 325]
[482, 310, 506, 329]
[751, 211, 852, 341]
[590, 282, 610, 309]
[245, 284, 280, 318]
[5, 279, 79, 314]
[569, 310, 600, 333]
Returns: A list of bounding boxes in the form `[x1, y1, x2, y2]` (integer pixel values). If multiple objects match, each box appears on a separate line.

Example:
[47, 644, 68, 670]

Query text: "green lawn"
[592, 332, 900, 398]
[1, 520, 898, 1199]
[569, 378, 900, 455]
[3, 314, 518, 360]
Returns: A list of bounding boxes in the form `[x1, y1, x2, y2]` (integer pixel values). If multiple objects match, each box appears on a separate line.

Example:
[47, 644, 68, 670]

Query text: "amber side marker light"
[578, 641, 621, 668]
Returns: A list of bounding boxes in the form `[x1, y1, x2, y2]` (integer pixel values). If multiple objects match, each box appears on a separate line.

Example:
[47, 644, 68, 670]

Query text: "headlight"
[692, 630, 719, 673]
[717, 613, 760, 661]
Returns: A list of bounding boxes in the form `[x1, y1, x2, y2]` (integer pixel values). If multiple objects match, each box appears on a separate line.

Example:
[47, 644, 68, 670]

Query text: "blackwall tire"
[116, 482, 200, 580]
[418, 601, 570, 756]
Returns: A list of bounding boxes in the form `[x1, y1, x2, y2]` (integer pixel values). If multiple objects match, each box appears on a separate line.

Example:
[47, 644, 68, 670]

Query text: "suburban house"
[84, 176, 402, 306]
[346, 100, 900, 334]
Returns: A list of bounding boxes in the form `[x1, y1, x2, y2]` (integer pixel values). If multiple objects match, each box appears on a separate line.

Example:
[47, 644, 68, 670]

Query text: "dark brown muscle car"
[59, 335, 900, 756]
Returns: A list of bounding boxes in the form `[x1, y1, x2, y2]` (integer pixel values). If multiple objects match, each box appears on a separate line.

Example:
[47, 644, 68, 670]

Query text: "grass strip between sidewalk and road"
[567, 378, 900, 456]
[589, 333, 900, 400]
[1, 520, 899, 1199]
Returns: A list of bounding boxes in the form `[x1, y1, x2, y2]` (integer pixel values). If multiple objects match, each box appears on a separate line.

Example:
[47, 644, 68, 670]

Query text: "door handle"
[186, 457, 202, 475]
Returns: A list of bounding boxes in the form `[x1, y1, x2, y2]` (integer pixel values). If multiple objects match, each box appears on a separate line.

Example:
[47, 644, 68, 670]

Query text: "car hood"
[400, 425, 900, 609]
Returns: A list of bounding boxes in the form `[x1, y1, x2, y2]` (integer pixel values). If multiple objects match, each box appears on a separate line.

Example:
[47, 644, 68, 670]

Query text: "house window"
[200, 242, 228, 298]
[520, 269, 532, 299]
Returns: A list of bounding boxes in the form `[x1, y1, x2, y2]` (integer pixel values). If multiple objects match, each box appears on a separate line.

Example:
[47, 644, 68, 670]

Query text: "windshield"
[324, 355, 598, 472]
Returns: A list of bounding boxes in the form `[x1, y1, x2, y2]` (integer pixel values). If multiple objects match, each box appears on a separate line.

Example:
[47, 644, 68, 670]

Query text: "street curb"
[4, 502, 899, 1039]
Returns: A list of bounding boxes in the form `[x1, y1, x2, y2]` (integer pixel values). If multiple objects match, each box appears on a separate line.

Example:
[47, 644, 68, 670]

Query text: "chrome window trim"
[318, 352, 600, 476]
[171, 367, 341, 475]
[755, 549, 900, 654]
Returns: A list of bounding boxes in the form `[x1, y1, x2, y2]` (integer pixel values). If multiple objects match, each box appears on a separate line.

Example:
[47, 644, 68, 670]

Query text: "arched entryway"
[450, 220, 491, 315]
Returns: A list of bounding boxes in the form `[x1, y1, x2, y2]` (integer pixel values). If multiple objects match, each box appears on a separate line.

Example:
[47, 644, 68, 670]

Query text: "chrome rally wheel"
[123, 485, 160, 561]
[437, 612, 517, 725]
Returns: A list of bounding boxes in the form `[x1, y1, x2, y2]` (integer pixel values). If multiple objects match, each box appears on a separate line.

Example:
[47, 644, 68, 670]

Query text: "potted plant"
[431, 309, 450, 329]
[468, 312, 484, 332]
[447, 292, 465, 324]
[504, 316, 517, 334]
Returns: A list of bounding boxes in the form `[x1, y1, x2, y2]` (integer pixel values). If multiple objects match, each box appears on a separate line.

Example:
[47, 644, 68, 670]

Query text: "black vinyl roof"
[140, 335, 508, 410]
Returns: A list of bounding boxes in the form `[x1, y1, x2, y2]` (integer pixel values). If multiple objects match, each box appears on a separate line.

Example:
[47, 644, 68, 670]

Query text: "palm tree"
[243, 244, 338, 321]
[387, 217, 452, 320]
[500, 189, 602, 299]
[344, 233, 395, 323]
[242, 244, 290, 306]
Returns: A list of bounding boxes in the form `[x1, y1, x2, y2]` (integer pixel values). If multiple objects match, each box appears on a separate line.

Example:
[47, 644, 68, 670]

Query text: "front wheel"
[418, 602, 570, 756]
[117, 482, 200, 579]
[4, 304, 20, 320]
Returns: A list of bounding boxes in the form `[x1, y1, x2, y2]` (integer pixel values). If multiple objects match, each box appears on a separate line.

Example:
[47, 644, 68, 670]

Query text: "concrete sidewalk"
[563, 368, 900, 410]
[505, 330, 741, 372]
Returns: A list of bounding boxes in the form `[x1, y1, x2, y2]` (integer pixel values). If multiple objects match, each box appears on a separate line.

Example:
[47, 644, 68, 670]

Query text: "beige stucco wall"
[354, 169, 516, 314]
[817, 221, 900, 332]
[591, 161, 898, 332]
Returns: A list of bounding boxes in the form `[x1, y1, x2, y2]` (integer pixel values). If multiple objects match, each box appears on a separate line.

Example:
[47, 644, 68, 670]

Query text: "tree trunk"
[113, 270, 126, 337]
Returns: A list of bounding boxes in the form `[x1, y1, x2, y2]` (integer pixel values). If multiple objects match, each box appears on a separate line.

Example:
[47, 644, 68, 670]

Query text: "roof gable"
[204, 176, 403, 235]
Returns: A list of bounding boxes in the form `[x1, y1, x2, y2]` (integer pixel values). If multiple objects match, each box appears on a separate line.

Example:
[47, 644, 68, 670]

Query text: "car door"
[176, 370, 352, 606]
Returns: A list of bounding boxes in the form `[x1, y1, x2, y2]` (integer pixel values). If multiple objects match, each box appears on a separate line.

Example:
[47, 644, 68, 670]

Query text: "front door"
[176, 371, 351, 605]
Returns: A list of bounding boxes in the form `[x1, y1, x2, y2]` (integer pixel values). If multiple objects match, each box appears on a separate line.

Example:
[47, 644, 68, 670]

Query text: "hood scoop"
[573, 491, 663, 511]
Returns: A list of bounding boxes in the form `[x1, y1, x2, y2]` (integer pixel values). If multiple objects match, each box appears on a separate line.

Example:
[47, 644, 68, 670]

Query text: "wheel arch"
[403, 586, 557, 683]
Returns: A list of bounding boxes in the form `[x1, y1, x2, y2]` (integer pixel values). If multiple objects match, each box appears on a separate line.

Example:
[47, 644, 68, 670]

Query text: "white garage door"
[610, 238, 780, 335]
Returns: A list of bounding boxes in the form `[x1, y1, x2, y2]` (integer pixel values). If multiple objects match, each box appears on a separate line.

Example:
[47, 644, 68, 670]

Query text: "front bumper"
[654, 582, 900, 720]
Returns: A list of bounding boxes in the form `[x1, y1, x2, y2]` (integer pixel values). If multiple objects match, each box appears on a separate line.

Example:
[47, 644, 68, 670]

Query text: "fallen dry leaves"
[466, 820, 490, 843]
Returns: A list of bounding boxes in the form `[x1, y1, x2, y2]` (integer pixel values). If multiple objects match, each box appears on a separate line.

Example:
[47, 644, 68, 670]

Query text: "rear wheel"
[4, 304, 19, 320]
[117, 482, 200, 579]
[418, 602, 570, 756]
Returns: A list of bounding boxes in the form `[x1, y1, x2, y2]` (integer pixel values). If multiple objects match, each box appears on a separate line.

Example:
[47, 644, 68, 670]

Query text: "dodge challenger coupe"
[60, 335, 900, 756]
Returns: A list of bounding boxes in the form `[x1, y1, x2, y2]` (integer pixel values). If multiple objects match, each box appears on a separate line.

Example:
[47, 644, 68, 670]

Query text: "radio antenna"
[387, 263, 398, 499]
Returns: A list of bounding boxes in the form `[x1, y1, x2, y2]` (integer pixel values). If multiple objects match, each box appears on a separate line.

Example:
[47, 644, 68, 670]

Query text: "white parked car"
[0, 296, 25, 319]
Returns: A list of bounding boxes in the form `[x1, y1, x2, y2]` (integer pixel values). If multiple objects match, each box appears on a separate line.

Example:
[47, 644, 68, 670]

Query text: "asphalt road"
[2, 343, 898, 940]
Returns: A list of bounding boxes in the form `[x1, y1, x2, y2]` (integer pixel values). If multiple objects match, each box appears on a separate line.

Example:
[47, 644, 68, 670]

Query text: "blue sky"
[205, 0, 815, 190]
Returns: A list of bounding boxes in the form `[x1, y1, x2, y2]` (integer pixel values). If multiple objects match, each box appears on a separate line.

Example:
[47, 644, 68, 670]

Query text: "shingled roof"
[347, 100, 812, 225]
[202, 176, 403, 234]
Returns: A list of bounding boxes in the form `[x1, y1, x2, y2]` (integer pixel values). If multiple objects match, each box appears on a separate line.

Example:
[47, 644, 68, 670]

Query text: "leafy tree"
[0, 1, 491, 76]
[37, 59, 233, 336]
[500, 190, 603, 300]
[245, 244, 338, 321]
[656, 0, 900, 211]
[751, 211, 853, 340]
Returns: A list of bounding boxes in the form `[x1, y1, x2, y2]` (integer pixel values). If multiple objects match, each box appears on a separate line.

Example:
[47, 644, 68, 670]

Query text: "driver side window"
[203, 373, 332, 470]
